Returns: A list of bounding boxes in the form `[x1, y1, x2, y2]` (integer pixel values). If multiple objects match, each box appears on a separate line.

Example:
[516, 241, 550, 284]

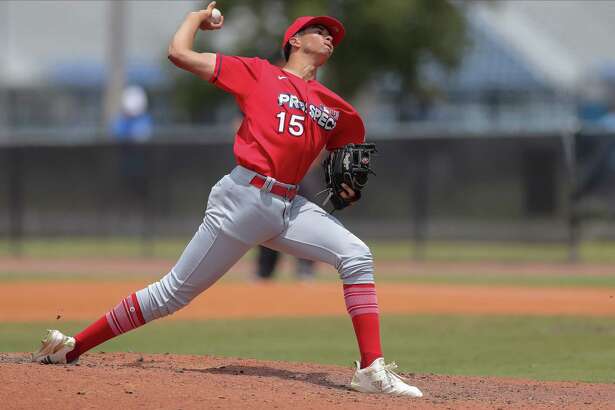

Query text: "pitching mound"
[2, 353, 612, 409]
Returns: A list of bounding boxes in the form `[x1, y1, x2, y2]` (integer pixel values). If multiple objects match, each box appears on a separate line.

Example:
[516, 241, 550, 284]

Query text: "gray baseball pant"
[135, 165, 374, 322]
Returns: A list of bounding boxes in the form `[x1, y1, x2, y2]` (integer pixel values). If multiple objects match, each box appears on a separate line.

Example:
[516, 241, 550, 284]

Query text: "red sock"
[66, 293, 146, 362]
[343, 283, 383, 369]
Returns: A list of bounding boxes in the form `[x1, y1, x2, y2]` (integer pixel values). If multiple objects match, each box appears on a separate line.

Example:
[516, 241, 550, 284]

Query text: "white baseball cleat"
[350, 358, 424, 397]
[31, 329, 76, 364]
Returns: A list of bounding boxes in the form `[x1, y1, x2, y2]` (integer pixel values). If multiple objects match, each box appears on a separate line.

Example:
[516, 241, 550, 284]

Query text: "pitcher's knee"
[136, 276, 194, 322]
[338, 240, 374, 284]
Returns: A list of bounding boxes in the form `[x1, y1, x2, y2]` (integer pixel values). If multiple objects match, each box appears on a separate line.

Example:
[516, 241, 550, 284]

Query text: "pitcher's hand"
[190, 1, 224, 31]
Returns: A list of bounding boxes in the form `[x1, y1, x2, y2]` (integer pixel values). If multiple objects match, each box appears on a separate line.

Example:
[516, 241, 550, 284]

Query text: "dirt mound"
[2, 353, 612, 409]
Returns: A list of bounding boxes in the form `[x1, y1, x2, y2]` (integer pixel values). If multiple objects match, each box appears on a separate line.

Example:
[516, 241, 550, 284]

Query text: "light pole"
[0, 1, 9, 141]
[103, 0, 127, 136]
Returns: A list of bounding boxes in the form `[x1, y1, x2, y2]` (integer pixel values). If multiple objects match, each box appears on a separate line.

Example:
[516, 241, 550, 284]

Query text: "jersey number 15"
[276, 112, 305, 137]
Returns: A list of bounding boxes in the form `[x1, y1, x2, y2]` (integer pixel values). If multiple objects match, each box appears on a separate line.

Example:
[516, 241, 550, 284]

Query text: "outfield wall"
[2, 134, 588, 243]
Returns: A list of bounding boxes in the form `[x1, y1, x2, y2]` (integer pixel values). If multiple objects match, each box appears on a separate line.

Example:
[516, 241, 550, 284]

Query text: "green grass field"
[2, 237, 615, 384]
[3, 237, 615, 263]
[7, 315, 615, 383]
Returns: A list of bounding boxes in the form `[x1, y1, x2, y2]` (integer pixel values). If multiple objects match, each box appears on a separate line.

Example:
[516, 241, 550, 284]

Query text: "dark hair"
[283, 42, 292, 61]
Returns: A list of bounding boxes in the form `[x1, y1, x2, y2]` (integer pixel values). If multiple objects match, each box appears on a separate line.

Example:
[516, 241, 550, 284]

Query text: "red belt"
[250, 175, 298, 200]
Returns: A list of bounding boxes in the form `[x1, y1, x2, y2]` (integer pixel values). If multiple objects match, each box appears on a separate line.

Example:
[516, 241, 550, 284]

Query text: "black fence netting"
[0, 135, 577, 242]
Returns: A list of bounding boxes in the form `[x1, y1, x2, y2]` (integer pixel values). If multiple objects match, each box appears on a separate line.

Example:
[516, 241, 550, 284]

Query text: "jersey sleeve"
[208, 53, 265, 98]
[325, 109, 366, 150]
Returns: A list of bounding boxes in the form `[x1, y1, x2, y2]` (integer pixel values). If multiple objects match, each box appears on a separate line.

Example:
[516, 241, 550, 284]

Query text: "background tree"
[171, 0, 469, 122]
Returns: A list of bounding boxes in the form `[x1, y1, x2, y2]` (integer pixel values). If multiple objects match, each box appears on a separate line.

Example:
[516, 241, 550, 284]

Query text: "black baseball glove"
[321, 143, 377, 211]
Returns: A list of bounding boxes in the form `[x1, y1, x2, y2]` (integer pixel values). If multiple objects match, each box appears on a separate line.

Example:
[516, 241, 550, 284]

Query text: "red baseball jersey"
[209, 54, 365, 185]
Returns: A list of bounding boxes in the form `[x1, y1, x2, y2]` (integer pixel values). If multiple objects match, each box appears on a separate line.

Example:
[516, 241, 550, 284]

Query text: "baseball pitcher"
[32, 1, 422, 397]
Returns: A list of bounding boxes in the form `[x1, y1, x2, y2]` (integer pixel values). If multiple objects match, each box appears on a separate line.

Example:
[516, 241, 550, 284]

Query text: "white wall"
[1, 0, 201, 85]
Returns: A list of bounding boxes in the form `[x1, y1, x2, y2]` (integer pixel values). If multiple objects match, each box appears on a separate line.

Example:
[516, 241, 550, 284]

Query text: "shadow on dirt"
[116, 356, 349, 391]
[185, 364, 350, 391]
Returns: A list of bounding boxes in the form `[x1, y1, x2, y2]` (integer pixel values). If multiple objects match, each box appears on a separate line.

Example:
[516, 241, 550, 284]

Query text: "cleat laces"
[379, 361, 411, 393]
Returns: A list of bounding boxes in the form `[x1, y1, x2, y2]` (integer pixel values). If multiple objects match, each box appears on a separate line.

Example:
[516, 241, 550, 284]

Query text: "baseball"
[209, 8, 222, 24]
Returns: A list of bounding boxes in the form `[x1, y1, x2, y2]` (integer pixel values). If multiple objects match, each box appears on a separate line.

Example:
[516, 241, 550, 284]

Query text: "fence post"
[8, 147, 24, 257]
[561, 128, 580, 263]
[140, 143, 154, 258]
[410, 141, 430, 260]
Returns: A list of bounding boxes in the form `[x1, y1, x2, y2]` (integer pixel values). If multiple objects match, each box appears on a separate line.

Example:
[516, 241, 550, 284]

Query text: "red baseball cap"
[282, 16, 346, 49]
